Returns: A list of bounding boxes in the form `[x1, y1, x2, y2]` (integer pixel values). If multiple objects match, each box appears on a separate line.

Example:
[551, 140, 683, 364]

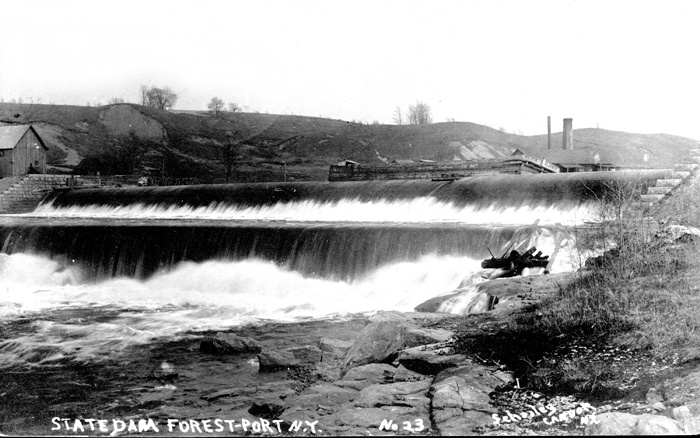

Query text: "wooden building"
[0, 125, 48, 178]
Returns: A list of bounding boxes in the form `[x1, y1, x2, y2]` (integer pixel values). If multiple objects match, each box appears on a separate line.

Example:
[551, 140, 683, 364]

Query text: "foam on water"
[31, 197, 596, 226]
[0, 221, 584, 368]
[0, 253, 482, 366]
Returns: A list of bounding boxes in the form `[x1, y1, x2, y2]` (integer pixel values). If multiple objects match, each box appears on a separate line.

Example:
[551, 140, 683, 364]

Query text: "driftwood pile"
[481, 246, 549, 279]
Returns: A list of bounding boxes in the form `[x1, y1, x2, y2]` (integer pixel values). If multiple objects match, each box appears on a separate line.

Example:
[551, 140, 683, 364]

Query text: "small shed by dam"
[0, 125, 48, 178]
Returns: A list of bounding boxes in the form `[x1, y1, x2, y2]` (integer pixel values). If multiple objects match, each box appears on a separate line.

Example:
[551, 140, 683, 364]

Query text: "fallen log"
[481, 246, 549, 279]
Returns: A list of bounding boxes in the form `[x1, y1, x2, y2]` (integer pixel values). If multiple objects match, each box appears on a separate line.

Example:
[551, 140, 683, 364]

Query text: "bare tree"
[139, 85, 149, 105]
[208, 97, 226, 116]
[228, 102, 241, 113]
[108, 97, 126, 104]
[407, 101, 432, 125]
[393, 106, 404, 125]
[144, 86, 178, 110]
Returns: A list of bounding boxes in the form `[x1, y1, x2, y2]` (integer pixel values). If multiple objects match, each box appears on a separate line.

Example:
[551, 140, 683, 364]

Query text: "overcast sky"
[1, 0, 699, 139]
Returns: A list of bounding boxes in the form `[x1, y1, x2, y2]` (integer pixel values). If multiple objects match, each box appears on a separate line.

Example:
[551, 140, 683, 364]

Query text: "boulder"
[655, 224, 700, 246]
[342, 321, 406, 374]
[661, 368, 700, 417]
[200, 333, 262, 355]
[673, 405, 692, 420]
[258, 345, 322, 372]
[585, 412, 686, 435]
[258, 350, 301, 372]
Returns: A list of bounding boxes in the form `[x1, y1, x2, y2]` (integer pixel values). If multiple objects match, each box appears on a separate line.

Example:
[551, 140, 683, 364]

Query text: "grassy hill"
[0, 102, 697, 182]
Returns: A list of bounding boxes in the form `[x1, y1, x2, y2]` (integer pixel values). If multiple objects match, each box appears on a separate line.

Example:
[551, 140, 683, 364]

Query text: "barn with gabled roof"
[0, 125, 48, 178]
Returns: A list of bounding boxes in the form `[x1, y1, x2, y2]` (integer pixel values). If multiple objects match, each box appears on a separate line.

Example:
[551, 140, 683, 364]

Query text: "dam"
[0, 170, 667, 367]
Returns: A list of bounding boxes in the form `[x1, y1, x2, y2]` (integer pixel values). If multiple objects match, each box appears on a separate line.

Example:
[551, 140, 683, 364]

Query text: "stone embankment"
[0, 174, 73, 214]
[635, 148, 700, 210]
[0, 174, 112, 214]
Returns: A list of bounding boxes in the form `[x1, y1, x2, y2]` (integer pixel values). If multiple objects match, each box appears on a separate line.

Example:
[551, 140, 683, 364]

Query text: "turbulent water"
[0, 171, 665, 367]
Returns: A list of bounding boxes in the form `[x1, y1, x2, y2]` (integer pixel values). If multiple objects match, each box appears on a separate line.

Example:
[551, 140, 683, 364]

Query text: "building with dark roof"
[512, 149, 619, 173]
[0, 125, 48, 178]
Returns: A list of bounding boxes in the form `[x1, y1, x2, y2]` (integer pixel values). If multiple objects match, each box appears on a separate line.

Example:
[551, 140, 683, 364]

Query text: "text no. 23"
[378, 419, 425, 433]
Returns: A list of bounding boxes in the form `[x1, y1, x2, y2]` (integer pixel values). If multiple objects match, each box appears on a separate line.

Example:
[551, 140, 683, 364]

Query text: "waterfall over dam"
[0, 170, 667, 366]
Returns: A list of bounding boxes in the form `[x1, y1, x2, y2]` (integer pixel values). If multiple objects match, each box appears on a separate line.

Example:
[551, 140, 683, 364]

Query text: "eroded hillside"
[0, 102, 696, 182]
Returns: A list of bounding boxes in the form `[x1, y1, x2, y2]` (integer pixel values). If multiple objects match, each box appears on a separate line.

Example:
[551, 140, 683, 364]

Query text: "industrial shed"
[0, 125, 48, 178]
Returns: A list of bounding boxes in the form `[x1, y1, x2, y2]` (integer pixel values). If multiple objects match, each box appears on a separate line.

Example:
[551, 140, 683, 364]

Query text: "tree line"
[393, 101, 433, 125]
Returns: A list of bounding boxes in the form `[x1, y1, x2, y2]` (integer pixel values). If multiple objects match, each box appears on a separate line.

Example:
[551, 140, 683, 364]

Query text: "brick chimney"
[562, 118, 573, 150]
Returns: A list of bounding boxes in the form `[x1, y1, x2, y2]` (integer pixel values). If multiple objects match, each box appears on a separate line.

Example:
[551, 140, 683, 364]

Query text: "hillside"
[0, 102, 696, 182]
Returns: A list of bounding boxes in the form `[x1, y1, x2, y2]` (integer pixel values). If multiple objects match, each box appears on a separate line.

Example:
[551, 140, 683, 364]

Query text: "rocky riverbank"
[5, 225, 700, 436]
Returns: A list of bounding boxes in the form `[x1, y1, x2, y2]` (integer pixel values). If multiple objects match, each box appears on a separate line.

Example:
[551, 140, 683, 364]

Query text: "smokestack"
[562, 118, 573, 150]
[547, 116, 552, 149]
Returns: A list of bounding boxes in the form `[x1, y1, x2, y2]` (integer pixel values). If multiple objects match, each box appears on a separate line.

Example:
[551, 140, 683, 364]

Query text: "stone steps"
[647, 186, 674, 196]
[640, 193, 667, 203]
[0, 174, 73, 214]
[628, 150, 700, 213]
[655, 179, 683, 187]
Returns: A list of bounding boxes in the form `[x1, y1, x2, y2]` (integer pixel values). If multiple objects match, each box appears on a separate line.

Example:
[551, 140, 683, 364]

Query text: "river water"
[0, 171, 664, 368]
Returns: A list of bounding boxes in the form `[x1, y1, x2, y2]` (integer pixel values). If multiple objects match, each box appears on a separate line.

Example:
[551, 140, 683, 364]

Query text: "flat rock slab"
[258, 345, 323, 371]
[201, 381, 297, 405]
[338, 363, 427, 391]
[405, 328, 454, 348]
[258, 349, 301, 371]
[398, 345, 470, 375]
[430, 364, 514, 435]
[353, 379, 432, 409]
[199, 333, 263, 355]
[284, 383, 359, 411]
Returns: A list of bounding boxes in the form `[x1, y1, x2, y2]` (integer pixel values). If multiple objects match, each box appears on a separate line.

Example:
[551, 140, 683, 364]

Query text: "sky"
[1, 0, 700, 139]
